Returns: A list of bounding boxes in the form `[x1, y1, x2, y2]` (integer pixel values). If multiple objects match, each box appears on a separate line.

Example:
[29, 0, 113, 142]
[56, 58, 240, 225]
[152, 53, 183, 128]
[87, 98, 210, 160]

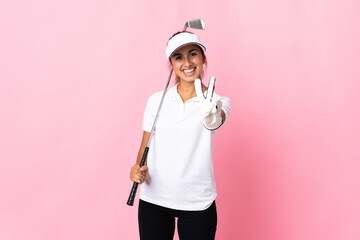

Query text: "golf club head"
[183, 18, 206, 31]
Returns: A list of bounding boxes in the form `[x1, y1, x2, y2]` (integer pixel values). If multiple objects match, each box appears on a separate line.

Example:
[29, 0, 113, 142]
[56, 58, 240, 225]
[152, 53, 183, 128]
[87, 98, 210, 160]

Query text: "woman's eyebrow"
[172, 49, 198, 57]
[188, 49, 198, 53]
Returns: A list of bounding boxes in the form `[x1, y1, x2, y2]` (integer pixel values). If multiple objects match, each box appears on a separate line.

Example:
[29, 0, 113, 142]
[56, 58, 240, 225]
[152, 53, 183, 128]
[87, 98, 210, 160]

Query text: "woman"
[129, 31, 231, 240]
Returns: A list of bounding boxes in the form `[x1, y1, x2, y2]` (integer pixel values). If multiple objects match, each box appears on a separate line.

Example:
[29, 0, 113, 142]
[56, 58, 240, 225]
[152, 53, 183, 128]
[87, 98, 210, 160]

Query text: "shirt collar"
[166, 83, 181, 100]
[165, 82, 212, 102]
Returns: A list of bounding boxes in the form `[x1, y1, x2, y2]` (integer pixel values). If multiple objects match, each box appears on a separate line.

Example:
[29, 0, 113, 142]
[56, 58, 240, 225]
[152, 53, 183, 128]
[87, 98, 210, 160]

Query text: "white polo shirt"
[139, 83, 231, 211]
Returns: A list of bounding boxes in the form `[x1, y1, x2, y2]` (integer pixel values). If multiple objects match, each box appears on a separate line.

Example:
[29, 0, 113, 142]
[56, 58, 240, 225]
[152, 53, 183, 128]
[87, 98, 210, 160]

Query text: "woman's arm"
[221, 110, 226, 124]
[130, 131, 150, 184]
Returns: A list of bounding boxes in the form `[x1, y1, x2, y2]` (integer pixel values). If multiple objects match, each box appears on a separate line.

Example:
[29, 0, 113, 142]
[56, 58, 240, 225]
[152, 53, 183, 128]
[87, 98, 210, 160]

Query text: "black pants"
[138, 200, 217, 240]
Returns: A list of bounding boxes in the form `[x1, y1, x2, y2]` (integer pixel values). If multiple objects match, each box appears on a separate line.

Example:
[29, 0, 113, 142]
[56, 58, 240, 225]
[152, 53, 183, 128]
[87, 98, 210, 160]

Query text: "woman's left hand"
[195, 77, 223, 130]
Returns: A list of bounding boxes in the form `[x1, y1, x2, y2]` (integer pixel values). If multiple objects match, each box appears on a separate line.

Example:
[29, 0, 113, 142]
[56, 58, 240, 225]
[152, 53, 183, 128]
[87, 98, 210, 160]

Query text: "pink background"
[1, 0, 359, 239]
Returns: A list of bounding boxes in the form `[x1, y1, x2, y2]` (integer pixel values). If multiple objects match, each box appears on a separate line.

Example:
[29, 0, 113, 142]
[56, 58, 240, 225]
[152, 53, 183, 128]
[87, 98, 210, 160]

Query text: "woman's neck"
[177, 81, 197, 102]
[177, 80, 206, 103]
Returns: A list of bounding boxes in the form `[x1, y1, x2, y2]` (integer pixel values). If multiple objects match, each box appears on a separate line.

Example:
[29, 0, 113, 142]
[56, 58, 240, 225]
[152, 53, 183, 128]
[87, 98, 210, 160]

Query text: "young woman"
[129, 31, 231, 240]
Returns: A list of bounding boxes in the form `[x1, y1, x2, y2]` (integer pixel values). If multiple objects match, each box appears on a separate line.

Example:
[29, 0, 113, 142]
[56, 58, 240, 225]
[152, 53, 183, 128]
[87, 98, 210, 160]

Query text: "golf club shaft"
[127, 69, 173, 206]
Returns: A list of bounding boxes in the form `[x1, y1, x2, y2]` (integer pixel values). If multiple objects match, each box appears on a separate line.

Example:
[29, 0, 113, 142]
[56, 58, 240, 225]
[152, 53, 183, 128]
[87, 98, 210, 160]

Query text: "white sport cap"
[166, 32, 206, 59]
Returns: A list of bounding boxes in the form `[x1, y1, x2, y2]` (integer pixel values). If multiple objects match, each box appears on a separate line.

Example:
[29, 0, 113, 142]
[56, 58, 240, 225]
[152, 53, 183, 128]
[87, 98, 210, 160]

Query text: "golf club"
[127, 18, 206, 206]
[183, 18, 206, 31]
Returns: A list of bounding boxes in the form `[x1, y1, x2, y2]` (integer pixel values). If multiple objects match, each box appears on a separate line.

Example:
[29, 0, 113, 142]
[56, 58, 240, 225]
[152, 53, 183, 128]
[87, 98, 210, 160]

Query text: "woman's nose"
[184, 56, 192, 67]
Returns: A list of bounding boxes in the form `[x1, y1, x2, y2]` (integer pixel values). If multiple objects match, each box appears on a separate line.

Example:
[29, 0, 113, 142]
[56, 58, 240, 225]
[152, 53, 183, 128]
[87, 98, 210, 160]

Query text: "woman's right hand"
[129, 164, 149, 184]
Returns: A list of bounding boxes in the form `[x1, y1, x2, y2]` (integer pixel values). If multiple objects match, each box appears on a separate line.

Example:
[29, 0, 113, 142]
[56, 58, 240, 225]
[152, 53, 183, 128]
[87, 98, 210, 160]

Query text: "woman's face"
[170, 44, 204, 83]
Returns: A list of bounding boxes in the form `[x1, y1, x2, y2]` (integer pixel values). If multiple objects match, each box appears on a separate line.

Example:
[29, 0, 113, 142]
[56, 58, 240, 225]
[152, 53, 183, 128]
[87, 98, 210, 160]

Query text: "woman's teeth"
[183, 68, 195, 75]
[183, 68, 194, 73]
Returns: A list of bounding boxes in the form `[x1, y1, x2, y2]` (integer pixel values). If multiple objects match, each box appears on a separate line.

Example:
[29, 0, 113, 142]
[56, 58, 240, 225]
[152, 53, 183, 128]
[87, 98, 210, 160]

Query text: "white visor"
[166, 32, 206, 59]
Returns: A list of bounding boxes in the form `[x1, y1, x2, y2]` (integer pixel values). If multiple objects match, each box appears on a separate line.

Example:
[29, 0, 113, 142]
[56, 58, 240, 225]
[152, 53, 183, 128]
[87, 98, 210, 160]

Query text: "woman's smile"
[182, 67, 196, 77]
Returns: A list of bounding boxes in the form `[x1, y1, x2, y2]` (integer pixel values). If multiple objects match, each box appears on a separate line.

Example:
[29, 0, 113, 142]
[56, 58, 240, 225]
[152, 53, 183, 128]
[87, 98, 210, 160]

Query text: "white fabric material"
[140, 84, 231, 211]
[166, 32, 206, 59]
[202, 99, 223, 130]
[195, 78, 223, 130]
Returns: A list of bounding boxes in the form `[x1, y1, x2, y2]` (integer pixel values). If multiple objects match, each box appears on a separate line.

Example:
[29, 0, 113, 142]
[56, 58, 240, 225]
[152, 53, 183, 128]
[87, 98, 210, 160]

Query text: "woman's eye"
[175, 56, 182, 60]
[190, 52, 198, 57]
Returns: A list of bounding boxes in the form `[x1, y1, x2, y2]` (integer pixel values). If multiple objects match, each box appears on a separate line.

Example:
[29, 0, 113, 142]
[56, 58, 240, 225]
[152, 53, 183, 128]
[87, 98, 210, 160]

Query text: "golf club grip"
[127, 147, 149, 206]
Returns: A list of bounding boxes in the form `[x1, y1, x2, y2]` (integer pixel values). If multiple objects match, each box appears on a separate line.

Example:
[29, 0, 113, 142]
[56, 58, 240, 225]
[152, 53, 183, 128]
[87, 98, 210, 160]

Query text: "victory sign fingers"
[194, 76, 216, 101]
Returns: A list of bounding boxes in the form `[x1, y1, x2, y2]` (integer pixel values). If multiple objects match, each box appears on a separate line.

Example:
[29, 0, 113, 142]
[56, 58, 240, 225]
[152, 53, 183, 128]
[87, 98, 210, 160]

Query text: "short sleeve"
[142, 92, 161, 132]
